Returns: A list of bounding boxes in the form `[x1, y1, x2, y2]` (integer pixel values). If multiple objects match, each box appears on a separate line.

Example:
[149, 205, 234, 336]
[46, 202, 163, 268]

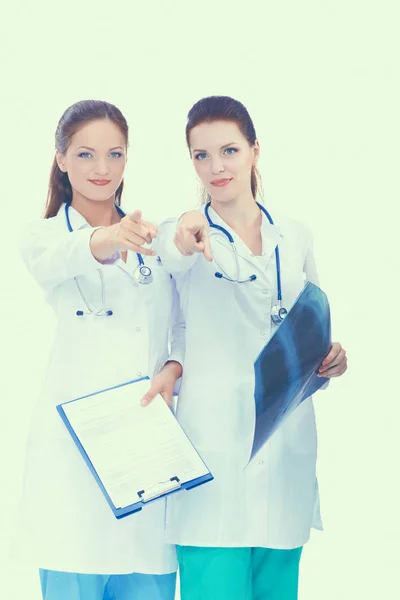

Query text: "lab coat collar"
[204, 204, 282, 262]
[57, 203, 91, 232]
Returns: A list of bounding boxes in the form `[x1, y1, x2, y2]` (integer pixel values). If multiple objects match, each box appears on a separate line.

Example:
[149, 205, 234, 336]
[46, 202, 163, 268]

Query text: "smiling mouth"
[88, 179, 111, 186]
[211, 178, 233, 187]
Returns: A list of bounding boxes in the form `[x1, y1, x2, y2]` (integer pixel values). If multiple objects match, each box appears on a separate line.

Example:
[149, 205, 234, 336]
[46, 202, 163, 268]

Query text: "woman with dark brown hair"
[157, 95, 348, 600]
[13, 100, 183, 600]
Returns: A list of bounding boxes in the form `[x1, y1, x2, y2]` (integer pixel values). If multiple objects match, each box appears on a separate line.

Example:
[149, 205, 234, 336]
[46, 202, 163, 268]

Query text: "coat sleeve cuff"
[160, 354, 183, 396]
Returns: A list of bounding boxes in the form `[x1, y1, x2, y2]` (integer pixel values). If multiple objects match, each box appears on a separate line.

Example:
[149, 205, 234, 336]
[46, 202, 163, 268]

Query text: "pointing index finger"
[128, 210, 143, 224]
[203, 231, 213, 262]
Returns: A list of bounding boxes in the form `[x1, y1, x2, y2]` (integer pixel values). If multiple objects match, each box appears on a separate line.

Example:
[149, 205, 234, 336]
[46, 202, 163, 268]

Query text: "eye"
[110, 152, 123, 158]
[194, 152, 208, 160]
[224, 147, 238, 156]
[78, 152, 92, 159]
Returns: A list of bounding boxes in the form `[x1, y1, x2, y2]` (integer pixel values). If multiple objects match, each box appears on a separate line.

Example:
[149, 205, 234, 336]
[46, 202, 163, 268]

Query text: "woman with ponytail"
[13, 100, 183, 600]
[157, 96, 348, 600]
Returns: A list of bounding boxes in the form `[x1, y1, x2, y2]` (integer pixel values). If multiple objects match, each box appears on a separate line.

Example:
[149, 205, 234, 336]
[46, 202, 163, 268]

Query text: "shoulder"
[270, 210, 313, 244]
[20, 215, 63, 242]
[22, 211, 64, 237]
[19, 213, 66, 259]
[267, 210, 314, 263]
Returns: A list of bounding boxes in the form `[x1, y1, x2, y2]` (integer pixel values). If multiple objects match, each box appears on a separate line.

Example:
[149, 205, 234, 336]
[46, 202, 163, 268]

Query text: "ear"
[56, 151, 67, 173]
[253, 140, 260, 167]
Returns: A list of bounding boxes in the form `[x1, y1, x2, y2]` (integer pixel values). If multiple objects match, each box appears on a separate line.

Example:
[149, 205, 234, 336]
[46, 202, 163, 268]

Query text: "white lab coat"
[12, 205, 184, 575]
[156, 206, 326, 550]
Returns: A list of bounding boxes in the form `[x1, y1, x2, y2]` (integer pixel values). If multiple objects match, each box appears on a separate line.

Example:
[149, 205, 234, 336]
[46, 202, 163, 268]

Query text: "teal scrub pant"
[176, 545, 303, 600]
[39, 569, 176, 600]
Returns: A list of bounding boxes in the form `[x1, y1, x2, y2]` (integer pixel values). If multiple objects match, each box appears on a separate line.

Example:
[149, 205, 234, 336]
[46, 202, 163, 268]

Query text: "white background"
[1, 1, 399, 598]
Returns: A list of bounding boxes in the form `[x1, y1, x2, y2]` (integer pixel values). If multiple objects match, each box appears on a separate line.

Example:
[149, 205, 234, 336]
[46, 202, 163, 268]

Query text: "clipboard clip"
[137, 476, 181, 503]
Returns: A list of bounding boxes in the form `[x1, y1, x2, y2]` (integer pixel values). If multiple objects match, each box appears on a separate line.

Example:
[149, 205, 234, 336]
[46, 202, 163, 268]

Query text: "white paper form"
[62, 379, 209, 509]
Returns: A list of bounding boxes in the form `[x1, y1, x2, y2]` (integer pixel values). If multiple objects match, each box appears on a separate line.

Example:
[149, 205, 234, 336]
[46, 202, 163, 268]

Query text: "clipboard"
[57, 376, 213, 519]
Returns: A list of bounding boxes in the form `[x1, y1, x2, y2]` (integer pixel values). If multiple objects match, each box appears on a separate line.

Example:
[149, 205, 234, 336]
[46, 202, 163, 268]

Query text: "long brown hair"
[185, 96, 263, 204]
[44, 100, 129, 218]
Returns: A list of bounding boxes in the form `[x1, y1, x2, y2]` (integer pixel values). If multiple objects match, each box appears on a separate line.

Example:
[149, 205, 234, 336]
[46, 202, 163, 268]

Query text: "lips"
[211, 178, 232, 187]
[89, 179, 111, 186]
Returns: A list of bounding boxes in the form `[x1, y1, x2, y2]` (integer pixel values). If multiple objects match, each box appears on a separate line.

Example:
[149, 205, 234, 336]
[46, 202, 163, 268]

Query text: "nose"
[210, 158, 225, 175]
[94, 158, 110, 176]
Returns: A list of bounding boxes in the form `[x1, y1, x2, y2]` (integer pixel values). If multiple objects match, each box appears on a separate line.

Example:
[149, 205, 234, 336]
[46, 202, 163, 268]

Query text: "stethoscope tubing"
[204, 202, 283, 302]
[64, 202, 152, 316]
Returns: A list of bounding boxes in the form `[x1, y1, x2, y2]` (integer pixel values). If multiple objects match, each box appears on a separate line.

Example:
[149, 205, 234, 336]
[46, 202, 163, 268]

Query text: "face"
[189, 120, 260, 203]
[56, 118, 127, 203]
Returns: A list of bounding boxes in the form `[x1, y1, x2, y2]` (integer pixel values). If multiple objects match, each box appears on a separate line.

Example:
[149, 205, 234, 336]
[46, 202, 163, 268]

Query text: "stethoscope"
[204, 202, 288, 324]
[65, 202, 153, 317]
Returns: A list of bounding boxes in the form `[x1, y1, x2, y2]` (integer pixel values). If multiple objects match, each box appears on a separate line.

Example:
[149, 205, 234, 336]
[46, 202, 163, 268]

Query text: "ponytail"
[44, 158, 72, 218]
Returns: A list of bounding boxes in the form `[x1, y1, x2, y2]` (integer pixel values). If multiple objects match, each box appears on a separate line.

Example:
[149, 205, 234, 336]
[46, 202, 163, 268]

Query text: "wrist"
[90, 226, 119, 262]
[164, 360, 183, 379]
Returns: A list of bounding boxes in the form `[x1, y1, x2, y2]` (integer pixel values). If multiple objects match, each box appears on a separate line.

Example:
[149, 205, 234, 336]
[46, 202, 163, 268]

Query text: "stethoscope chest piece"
[271, 304, 288, 324]
[135, 265, 153, 285]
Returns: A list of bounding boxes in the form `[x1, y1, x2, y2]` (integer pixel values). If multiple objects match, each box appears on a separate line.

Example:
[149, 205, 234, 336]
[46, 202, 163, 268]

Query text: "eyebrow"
[76, 146, 125, 151]
[192, 142, 239, 153]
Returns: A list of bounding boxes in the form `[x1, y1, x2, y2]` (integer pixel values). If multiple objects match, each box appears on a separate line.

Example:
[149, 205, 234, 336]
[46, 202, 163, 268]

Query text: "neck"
[210, 192, 260, 230]
[71, 194, 120, 227]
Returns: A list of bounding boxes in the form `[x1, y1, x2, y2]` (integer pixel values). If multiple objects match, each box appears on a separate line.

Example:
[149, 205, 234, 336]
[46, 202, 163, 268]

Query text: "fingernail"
[140, 398, 148, 406]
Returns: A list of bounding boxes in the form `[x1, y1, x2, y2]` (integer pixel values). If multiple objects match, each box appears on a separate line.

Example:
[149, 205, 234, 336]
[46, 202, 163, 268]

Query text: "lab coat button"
[137, 371, 142, 377]
[258, 460, 264, 465]
[262, 290, 268, 295]
[136, 327, 141, 332]
[260, 332, 266, 336]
